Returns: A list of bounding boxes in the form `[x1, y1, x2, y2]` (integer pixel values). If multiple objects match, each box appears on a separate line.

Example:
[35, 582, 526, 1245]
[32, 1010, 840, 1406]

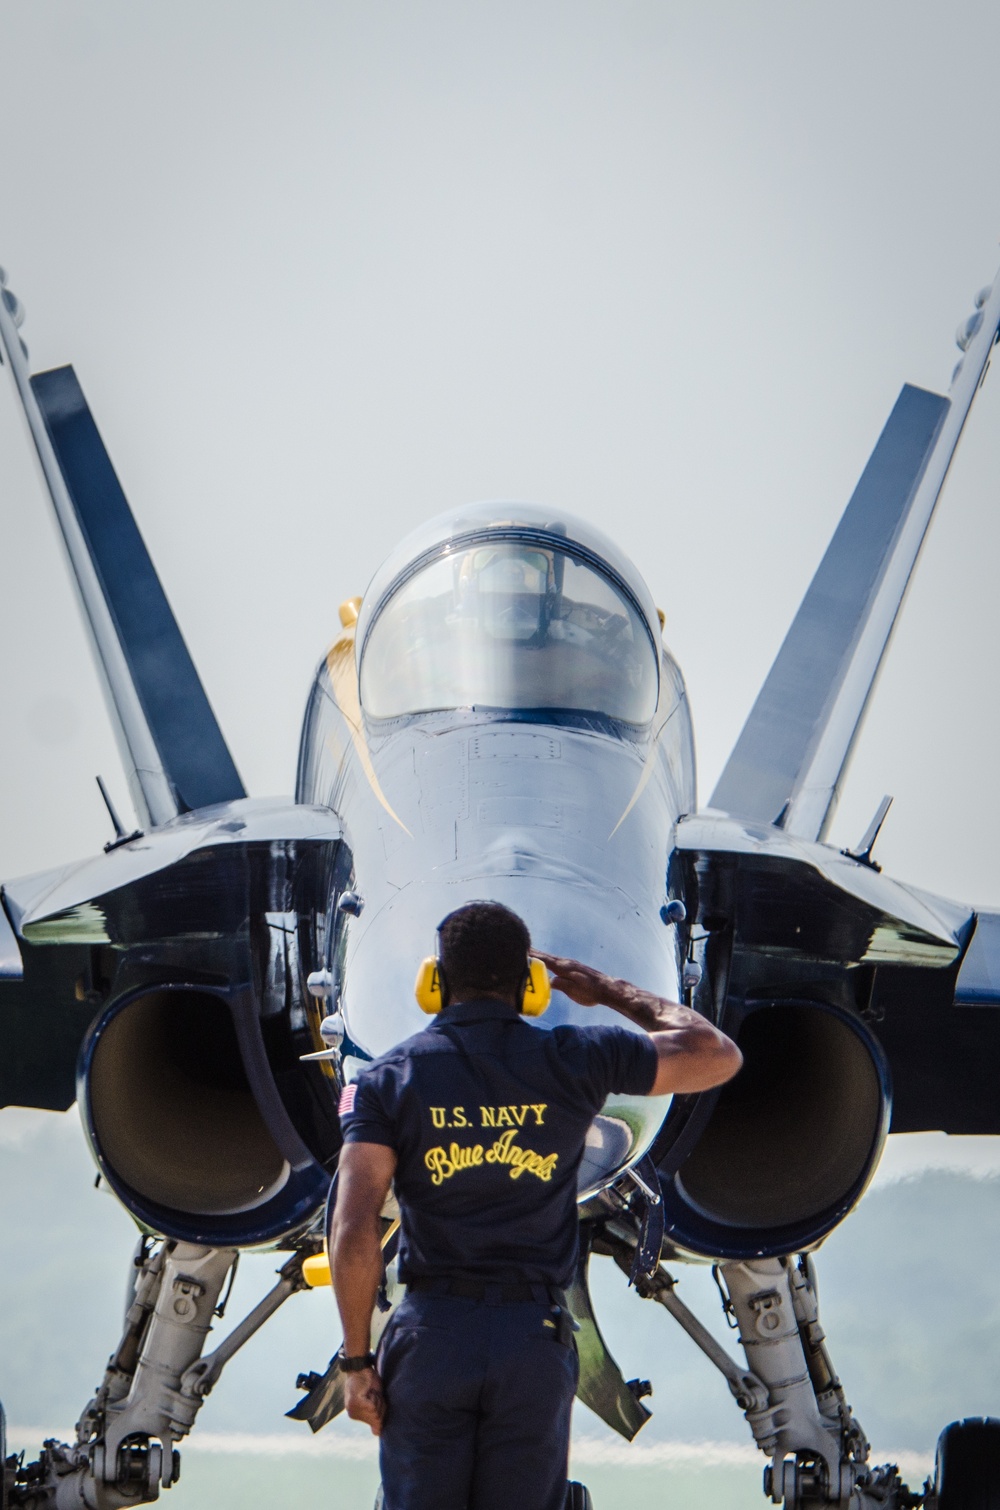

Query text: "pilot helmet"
[455, 543, 557, 643]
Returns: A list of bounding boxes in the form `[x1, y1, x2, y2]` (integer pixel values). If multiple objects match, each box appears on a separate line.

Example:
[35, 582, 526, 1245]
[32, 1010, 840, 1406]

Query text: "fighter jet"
[1, 255, 999, 1510]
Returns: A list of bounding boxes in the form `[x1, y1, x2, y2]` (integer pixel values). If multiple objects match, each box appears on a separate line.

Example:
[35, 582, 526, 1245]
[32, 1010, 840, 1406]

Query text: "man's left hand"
[344, 1366, 386, 1435]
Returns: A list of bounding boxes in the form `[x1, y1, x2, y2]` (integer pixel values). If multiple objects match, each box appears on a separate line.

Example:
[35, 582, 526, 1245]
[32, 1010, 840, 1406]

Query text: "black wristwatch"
[338, 1347, 377, 1372]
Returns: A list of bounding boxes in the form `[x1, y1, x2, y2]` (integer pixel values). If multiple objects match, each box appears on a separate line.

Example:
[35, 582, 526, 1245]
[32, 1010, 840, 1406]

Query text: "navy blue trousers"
[377, 1291, 579, 1510]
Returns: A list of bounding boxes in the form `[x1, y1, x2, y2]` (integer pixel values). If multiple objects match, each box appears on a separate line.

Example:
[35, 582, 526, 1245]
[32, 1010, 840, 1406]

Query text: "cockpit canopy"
[359, 530, 660, 725]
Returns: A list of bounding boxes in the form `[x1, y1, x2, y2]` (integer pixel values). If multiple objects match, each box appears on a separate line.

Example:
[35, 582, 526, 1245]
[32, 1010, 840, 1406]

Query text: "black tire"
[936, 1418, 1000, 1510]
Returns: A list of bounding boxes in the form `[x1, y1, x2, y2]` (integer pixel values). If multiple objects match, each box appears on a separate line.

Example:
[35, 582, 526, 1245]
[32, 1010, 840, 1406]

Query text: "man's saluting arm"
[533, 952, 742, 1094]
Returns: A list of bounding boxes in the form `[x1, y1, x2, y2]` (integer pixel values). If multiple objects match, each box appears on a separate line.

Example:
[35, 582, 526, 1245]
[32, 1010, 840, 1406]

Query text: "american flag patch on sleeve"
[339, 1084, 358, 1117]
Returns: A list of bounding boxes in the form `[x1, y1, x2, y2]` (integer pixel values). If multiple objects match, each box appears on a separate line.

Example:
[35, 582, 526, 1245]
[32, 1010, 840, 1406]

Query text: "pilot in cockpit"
[360, 540, 657, 725]
[454, 545, 556, 644]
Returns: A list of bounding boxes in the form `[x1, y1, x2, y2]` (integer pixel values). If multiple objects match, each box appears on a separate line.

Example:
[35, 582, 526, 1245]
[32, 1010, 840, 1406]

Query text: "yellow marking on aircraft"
[303, 1252, 331, 1287]
[609, 678, 681, 838]
[325, 628, 412, 835]
[305, 995, 337, 1083]
[302, 1218, 400, 1289]
[608, 753, 658, 838]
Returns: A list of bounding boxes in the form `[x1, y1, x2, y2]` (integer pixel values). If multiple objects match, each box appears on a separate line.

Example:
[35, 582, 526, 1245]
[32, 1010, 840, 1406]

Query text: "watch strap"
[338, 1348, 377, 1373]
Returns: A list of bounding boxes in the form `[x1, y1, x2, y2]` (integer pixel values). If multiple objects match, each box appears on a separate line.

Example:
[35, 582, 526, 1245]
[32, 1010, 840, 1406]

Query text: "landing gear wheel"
[936, 1418, 1000, 1510]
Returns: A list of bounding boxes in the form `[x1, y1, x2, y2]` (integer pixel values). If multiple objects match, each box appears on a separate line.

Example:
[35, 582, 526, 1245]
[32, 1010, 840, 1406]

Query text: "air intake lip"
[657, 998, 891, 1261]
[79, 983, 329, 1246]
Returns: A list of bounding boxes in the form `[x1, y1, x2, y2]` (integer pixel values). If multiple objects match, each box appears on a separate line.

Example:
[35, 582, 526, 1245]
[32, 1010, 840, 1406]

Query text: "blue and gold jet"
[1, 261, 999, 1510]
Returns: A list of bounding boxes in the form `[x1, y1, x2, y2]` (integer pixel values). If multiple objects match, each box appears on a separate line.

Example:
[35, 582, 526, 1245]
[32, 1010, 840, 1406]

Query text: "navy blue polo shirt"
[341, 999, 658, 1288]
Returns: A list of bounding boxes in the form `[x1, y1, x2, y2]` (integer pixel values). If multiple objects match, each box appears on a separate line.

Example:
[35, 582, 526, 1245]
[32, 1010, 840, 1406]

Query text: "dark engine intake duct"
[80, 985, 329, 1246]
[659, 1000, 891, 1259]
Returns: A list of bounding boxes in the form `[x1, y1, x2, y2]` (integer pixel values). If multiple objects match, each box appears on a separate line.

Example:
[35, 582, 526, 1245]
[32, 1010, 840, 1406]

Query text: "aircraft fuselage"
[296, 503, 695, 1192]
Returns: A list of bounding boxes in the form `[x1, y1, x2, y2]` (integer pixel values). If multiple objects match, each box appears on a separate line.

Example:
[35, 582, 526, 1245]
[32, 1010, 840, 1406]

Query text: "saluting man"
[329, 900, 742, 1510]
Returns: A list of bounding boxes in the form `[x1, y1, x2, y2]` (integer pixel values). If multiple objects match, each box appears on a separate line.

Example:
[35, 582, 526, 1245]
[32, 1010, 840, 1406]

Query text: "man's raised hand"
[533, 951, 613, 1008]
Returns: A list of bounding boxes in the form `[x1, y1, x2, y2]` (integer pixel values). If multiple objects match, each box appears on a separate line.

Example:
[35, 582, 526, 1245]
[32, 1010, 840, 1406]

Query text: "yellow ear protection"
[414, 957, 446, 1014]
[520, 958, 552, 1016]
[414, 954, 551, 1016]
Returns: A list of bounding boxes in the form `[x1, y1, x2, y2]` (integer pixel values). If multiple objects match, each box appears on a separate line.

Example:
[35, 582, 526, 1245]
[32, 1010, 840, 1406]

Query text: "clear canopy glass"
[359, 540, 659, 723]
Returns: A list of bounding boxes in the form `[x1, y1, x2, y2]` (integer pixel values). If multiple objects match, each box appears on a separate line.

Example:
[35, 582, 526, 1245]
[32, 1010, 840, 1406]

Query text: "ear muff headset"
[414, 955, 551, 1017]
[520, 958, 552, 1016]
[414, 957, 446, 1014]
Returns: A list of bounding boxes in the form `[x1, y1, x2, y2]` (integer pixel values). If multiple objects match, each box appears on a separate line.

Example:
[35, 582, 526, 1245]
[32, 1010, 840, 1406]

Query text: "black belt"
[407, 1276, 567, 1305]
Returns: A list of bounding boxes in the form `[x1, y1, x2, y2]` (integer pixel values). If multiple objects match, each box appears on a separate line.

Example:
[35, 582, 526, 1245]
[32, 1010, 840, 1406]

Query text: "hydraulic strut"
[9, 1243, 310, 1510]
[599, 1221, 918, 1510]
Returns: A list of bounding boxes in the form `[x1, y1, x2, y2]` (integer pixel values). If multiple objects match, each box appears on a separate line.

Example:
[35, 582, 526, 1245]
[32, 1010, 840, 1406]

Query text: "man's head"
[437, 901, 531, 1007]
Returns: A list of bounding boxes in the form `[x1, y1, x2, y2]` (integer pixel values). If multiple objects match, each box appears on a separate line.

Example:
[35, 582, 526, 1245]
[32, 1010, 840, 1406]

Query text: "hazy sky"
[4, 0, 1000, 1166]
[3, 2, 1000, 1485]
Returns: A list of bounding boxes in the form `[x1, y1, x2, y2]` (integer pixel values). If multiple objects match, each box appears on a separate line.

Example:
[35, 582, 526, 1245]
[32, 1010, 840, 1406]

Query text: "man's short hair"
[438, 901, 531, 1001]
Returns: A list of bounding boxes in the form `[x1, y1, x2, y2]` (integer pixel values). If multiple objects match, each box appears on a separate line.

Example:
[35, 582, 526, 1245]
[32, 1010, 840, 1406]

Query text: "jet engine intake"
[658, 999, 890, 1259]
[80, 984, 330, 1246]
